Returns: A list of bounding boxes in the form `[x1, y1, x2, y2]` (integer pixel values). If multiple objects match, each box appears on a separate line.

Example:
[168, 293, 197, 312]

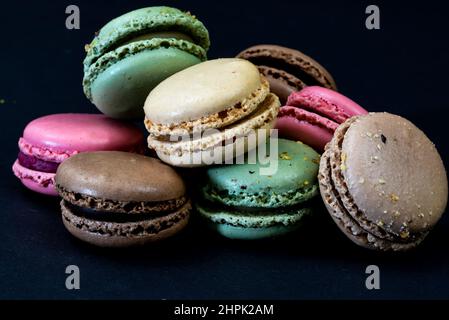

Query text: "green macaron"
[83, 6, 210, 119]
[196, 138, 321, 239]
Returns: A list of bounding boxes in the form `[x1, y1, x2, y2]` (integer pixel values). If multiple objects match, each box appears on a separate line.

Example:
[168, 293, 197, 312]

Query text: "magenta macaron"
[12, 113, 144, 196]
[275, 86, 368, 151]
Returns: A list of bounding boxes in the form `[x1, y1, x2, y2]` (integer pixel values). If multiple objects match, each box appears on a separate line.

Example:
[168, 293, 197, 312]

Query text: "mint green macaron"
[83, 6, 210, 119]
[196, 138, 321, 239]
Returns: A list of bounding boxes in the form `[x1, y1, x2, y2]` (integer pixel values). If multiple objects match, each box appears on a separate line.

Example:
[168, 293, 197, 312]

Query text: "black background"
[1, 0, 449, 299]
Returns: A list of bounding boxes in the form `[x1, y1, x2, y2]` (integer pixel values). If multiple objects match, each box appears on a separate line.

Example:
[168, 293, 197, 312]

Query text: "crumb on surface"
[279, 152, 291, 160]
[390, 193, 400, 202]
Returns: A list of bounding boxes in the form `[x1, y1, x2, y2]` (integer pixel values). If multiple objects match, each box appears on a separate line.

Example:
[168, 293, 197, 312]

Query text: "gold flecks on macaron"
[400, 230, 410, 239]
[311, 157, 320, 164]
[390, 193, 400, 202]
[279, 152, 291, 160]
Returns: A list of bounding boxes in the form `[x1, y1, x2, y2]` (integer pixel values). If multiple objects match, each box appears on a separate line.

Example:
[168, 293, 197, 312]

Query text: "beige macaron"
[144, 58, 280, 167]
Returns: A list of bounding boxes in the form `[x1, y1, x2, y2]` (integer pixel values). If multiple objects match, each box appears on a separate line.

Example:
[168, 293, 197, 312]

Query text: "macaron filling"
[57, 184, 187, 214]
[202, 183, 318, 209]
[112, 31, 195, 53]
[64, 201, 182, 223]
[18, 151, 60, 173]
[201, 197, 312, 215]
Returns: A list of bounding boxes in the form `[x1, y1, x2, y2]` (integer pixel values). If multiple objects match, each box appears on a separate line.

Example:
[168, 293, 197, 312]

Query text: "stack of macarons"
[12, 6, 448, 251]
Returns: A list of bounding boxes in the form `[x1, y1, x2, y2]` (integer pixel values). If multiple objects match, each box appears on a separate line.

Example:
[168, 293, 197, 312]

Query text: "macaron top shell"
[341, 113, 447, 235]
[84, 6, 210, 71]
[144, 58, 262, 124]
[21, 114, 143, 153]
[203, 139, 320, 208]
[56, 151, 185, 202]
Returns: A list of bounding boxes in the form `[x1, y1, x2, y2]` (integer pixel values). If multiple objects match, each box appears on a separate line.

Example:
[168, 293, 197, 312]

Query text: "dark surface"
[1, 0, 449, 299]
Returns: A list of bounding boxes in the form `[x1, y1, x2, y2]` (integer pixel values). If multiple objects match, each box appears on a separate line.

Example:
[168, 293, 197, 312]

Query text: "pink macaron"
[12, 113, 144, 196]
[275, 86, 368, 151]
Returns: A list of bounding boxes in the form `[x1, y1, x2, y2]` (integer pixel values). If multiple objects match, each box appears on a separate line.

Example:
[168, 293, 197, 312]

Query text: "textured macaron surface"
[202, 139, 320, 208]
[319, 113, 448, 250]
[286, 86, 367, 124]
[55, 151, 186, 202]
[237, 44, 337, 103]
[20, 114, 143, 155]
[339, 113, 447, 235]
[83, 6, 210, 71]
[145, 58, 262, 124]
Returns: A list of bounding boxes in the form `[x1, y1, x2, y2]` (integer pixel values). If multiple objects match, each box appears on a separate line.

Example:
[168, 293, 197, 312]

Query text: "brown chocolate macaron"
[237, 44, 337, 104]
[55, 151, 191, 247]
[319, 112, 447, 251]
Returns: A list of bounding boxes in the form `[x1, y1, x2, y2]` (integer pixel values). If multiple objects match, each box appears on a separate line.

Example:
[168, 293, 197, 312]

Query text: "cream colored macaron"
[144, 58, 280, 167]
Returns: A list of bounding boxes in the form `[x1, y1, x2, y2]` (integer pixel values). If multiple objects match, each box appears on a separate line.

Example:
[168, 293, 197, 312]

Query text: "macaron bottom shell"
[12, 160, 57, 196]
[61, 200, 191, 247]
[90, 47, 202, 119]
[207, 221, 304, 240]
[196, 202, 312, 240]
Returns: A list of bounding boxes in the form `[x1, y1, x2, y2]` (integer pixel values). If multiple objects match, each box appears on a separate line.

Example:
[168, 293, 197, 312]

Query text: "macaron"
[55, 151, 191, 247]
[237, 44, 337, 104]
[319, 112, 448, 251]
[144, 58, 281, 167]
[276, 86, 368, 152]
[196, 138, 321, 239]
[83, 6, 210, 119]
[12, 114, 143, 196]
